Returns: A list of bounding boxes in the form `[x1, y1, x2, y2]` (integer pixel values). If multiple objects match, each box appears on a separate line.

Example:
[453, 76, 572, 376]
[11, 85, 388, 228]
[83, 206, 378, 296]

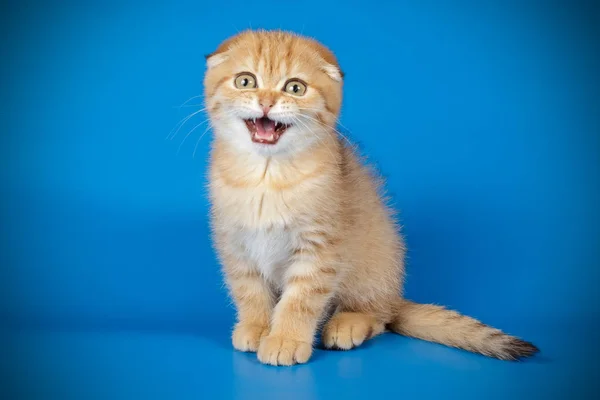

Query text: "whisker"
[172, 104, 204, 108]
[177, 118, 211, 155]
[291, 116, 337, 160]
[193, 125, 213, 158]
[167, 108, 205, 140]
[186, 108, 237, 158]
[295, 106, 353, 131]
[299, 114, 352, 142]
[296, 113, 354, 148]
[177, 94, 203, 108]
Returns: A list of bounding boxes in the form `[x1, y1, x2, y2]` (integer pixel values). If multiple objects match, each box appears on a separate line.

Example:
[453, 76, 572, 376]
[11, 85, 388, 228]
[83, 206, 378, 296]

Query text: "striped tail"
[389, 299, 539, 360]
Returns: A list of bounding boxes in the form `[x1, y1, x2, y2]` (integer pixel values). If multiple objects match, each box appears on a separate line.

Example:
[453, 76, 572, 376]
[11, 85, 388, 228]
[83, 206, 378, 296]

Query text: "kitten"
[203, 29, 538, 366]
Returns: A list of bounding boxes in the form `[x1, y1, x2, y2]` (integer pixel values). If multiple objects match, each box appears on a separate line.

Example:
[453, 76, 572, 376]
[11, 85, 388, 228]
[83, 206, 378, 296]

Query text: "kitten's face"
[203, 30, 343, 157]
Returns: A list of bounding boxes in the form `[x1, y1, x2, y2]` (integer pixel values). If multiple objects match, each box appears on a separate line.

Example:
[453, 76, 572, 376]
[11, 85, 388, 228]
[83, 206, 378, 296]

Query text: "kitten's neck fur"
[210, 129, 343, 189]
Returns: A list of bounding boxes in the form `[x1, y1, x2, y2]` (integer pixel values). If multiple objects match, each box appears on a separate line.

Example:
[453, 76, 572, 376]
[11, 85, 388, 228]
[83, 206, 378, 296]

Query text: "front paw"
[257, 335, 312, 366]
[232, 323, 269, 352]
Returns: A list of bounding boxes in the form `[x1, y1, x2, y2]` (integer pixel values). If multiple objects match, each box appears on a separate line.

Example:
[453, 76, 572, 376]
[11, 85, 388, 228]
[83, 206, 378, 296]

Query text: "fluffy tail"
[389, 299, 539, 360]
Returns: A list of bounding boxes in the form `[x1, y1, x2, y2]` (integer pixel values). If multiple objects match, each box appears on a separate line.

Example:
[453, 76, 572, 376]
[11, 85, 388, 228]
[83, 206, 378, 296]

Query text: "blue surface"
[2, 0, 599, 398]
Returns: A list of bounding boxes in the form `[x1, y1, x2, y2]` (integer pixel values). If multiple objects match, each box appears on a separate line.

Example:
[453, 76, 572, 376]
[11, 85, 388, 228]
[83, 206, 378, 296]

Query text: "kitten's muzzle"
[244, 117, 290, 145]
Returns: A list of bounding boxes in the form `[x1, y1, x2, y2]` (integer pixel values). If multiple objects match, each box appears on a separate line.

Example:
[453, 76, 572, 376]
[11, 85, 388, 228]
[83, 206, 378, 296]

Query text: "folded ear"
[204, 35, 238, 69]
[322, 63, 344, 82]
[205, 52, 228, 69]
[309, 39, 344, 82]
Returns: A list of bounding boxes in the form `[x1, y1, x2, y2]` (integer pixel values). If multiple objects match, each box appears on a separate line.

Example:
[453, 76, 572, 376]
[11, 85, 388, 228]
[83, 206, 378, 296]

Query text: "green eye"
[284, 79, 307, 96]
[234, 73, 257, 89]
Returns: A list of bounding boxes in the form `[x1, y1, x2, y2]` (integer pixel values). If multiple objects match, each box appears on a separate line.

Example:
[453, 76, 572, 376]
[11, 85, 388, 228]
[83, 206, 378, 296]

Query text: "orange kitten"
[203, 29, 538, 366]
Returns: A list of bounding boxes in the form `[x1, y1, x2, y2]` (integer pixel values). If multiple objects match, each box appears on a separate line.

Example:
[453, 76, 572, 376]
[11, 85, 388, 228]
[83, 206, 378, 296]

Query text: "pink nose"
[260, 103, 273, 115]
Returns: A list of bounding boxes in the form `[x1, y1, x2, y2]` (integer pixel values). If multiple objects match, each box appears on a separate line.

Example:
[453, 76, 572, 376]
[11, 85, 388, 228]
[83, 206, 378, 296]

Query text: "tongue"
[255, 118, 276, 138]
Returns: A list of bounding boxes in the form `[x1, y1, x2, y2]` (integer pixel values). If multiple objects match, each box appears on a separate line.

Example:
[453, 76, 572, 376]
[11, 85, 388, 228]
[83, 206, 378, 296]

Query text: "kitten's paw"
[257, 335, 312, 366]
[322, 312, 384, 350]
[232, 323, 269, 352]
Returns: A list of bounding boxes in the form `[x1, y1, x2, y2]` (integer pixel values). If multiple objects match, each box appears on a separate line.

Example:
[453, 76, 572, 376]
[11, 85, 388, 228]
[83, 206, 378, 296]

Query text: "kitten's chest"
[233, 226, 297, 284]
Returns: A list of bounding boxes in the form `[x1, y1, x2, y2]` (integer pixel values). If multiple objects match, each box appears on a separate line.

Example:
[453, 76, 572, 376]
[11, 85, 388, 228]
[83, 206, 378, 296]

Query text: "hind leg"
[322, 312, 386, 350]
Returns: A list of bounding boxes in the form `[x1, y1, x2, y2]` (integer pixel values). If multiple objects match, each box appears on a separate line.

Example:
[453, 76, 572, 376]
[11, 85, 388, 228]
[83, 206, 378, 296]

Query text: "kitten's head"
[203, 30, 343, 156]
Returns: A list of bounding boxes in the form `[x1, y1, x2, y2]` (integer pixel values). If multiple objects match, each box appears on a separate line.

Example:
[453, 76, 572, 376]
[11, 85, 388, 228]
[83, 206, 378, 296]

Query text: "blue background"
[2, 0, 599, 398]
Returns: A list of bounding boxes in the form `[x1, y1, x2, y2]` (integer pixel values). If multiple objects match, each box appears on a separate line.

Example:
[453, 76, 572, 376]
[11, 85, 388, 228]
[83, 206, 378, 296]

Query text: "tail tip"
[498, 338, 540, 361]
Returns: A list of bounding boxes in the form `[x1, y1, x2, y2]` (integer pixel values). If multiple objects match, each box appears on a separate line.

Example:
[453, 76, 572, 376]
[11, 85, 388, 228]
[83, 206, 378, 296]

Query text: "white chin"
[215, 122, 317, 157]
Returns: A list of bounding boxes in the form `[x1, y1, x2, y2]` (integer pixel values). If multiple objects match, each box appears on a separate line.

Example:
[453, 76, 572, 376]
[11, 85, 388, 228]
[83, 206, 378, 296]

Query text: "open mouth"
[244, 117, 290, 145]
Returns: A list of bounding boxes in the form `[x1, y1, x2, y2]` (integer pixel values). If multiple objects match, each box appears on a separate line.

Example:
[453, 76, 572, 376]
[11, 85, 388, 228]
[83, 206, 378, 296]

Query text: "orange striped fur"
[203, 29, 538, 366]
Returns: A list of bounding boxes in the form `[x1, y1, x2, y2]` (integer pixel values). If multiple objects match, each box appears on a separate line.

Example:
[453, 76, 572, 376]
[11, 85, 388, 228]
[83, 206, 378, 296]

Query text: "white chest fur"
[232, 225, 297, 286]
[212, 180, 301, 287]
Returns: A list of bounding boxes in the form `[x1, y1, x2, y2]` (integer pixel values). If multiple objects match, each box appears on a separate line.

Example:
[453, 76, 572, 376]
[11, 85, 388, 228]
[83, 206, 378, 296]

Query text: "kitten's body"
[204, 30, 538, 366]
